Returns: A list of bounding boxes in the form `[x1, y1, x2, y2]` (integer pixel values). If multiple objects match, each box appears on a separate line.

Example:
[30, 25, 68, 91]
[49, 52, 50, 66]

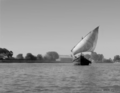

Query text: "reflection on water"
[0, 63, 120, 93]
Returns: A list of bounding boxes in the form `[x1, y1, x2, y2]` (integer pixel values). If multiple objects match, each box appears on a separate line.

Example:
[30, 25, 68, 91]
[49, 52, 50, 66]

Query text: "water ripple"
[0, 63, 120, 93]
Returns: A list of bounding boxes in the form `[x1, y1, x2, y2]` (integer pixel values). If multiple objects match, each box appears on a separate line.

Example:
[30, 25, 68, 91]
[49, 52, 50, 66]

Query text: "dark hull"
[74, 55, 91, 66]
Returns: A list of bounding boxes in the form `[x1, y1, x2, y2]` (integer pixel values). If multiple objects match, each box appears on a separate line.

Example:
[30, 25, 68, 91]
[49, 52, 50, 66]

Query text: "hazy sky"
[1, 0, 120, 58]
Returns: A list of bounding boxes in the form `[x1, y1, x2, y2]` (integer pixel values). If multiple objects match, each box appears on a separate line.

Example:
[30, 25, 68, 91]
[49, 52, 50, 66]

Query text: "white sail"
[71, 26, 99, 56]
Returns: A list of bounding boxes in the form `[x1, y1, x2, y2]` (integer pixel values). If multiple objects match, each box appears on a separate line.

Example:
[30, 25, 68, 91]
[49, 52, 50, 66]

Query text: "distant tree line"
[0, 48, 59, 63]
[0, 48, 13, 59]
[84, 52, 120, 63]
[0, 47, 120, 63]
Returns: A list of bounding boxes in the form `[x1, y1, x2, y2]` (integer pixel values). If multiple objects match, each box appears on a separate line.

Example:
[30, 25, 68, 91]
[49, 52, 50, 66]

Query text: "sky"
[1, 0, 120, 58]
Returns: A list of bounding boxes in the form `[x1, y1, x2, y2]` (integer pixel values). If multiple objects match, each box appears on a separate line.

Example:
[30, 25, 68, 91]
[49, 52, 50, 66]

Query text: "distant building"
[59, 55, 72, 58]
[58, 55, 72, 62]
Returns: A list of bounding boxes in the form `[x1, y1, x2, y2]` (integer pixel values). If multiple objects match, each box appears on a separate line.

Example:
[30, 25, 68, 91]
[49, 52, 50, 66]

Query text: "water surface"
[0, 63, 120, 93]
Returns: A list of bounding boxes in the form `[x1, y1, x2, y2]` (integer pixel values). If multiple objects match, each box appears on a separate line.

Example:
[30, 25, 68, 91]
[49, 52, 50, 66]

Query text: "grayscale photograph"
[1, 0, 120, 93]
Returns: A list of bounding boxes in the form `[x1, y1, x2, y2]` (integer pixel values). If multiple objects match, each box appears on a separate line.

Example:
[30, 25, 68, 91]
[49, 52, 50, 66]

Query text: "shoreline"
[0, 60, 72, 63]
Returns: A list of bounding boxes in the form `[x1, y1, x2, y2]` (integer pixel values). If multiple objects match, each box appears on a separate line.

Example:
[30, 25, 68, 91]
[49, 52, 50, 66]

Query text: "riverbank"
[0, 59, 117, 63]
[0, 59, 73, 63]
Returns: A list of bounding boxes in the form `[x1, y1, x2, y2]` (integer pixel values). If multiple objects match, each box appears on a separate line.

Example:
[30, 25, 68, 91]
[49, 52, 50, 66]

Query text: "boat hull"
[74, 55, 91, 66]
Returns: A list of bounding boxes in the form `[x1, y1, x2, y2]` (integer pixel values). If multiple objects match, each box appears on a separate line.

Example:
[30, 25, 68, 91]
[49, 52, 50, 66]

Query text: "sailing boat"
[71, 26, 99, 65]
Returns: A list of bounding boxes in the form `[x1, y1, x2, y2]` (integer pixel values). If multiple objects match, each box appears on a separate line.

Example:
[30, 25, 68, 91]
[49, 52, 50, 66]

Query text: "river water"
[0, 63, 120, 93]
